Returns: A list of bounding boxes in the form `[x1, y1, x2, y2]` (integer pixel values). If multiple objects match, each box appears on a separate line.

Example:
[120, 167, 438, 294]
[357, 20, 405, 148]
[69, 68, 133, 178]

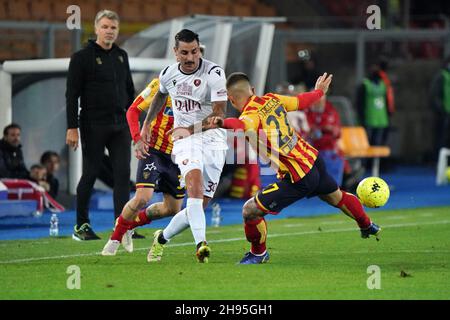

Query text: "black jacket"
[0, 139, 29, 179]
[66, 40, 135, 128]
[46, 174, 59, 198]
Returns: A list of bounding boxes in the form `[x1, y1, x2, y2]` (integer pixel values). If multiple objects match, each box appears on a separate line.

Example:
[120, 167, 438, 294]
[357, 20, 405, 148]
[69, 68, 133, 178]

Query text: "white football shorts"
[172, 137, 227, 198]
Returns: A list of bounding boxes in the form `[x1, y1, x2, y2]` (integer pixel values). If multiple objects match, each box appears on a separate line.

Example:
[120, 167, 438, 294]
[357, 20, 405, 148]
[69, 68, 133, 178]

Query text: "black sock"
[196, 241, 207, 250]
[158, 232, 167, 245]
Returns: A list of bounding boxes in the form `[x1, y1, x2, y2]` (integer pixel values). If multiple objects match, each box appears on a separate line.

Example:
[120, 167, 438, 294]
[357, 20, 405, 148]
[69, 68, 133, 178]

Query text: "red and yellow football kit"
[126, 78, 174, 154]
[224, 91, 323, 183]
[223, 89, 373, 257]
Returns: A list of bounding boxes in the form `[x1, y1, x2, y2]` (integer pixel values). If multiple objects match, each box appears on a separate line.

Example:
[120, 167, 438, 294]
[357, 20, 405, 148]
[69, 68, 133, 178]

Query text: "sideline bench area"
[339, 126, 391, 177]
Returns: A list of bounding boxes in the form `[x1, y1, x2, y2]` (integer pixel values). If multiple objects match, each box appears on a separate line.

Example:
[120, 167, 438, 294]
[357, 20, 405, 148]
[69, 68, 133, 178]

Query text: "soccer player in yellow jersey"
[102, 78, 185, 258]
[202, 72, 382, 264]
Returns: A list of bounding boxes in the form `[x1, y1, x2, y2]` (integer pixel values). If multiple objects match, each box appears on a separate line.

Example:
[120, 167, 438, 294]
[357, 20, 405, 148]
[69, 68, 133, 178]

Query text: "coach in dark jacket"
[0, 123, 29, 179]
[66, 10, 135, 241]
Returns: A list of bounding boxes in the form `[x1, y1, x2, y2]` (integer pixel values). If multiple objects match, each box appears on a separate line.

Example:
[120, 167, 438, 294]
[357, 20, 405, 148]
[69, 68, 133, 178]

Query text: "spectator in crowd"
[40, 151, 61, 198]
[429, 55, 450, 160]
[302, 92, 363, 191]
[356, 62, 392, 146]
[377, 57, 396, 144]
[29, 164, 50, 192]
[0, 123, 29, 179]
[278, 82, 310, 136]
[304, 93, 345, 187]
[305, 94, 341, 153]
[65, 10, 136, 241]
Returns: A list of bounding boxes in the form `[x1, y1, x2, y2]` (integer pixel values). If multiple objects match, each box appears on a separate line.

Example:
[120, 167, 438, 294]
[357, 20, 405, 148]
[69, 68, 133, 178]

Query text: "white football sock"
[186, 197, 206, 245]
[162, 208, 189, 240]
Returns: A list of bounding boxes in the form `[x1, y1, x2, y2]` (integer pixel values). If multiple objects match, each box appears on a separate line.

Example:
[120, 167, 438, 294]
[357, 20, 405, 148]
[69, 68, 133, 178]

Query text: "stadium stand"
[119, 0, 144, 23]
[0, 0, 277, 61]
[30, 0, 53, 21]
[6, 0, 32, 21]
[1, 0, 276, 23]
[165, 0, 188, 19]
[187, 0, 210, 16]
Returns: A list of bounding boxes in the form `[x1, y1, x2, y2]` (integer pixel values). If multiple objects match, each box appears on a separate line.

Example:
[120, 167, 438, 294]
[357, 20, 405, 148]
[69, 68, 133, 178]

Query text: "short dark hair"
[175, 29, 200, 47]
[30, 164, 45, 171]
[3, 123, 21, 136]
[226, 72, 251, 89]
[40, 151, 60, 164]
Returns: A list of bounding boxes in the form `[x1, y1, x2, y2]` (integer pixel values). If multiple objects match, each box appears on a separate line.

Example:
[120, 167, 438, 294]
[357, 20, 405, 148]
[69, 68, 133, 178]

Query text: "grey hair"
[94, 10, 120, 26]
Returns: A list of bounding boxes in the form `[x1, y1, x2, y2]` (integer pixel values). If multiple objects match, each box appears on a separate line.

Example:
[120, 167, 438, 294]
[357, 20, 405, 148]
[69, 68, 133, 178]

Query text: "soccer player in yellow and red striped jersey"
[128, 78, 174, 155]
[203, 72, 382, 264]
[102, 78, 185, 257]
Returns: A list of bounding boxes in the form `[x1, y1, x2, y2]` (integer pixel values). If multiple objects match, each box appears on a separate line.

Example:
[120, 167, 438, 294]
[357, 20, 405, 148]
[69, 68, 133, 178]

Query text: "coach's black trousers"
[76, 122, 131, 227]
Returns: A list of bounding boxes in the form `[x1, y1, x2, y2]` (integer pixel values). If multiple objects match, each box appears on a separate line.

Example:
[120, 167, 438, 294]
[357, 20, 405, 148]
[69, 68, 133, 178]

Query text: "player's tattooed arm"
[135, 90, 168, 158]
[142, 90, 168, 129]
[141, 90, 167, 139]
[167, 101, 226, 141]
[182, 101, 227, 134]
[202, 100, 226, 128]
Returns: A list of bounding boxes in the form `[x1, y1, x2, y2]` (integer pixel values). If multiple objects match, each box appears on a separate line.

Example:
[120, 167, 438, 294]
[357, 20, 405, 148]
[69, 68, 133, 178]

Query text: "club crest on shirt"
[194, 79, 201, 87]
[96, 57, 102, 65]
[118, 55, 124, 63]
[182, 159, 189, 165]
[176, 82, 193, 96]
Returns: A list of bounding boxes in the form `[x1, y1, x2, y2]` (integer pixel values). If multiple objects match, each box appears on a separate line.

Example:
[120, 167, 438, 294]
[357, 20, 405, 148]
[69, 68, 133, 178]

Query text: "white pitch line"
[206, 230, 222, 234]
[419, 213, 435, 217]
[284, 223, 304, 228]
[0, 220, 449, 265]
[384, 216, 408, 220]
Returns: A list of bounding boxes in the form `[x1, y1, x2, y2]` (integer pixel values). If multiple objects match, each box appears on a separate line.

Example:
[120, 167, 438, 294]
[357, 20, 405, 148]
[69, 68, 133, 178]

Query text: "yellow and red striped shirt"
[131, 78, 174, 154]
[238, 93, 319, 182]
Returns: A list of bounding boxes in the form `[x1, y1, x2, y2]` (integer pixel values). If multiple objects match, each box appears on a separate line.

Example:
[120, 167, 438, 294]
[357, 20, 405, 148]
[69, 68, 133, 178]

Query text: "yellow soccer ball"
[356, 177, 390, 208]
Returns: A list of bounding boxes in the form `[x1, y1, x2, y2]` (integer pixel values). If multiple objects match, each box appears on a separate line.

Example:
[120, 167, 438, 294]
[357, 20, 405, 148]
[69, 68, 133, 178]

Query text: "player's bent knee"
[242, 198, 263, 220]
[320, 189, 342, 206]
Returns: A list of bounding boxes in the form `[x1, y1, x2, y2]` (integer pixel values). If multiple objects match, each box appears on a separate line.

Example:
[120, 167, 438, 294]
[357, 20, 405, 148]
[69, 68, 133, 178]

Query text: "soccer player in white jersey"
[137, 29, 228, 263]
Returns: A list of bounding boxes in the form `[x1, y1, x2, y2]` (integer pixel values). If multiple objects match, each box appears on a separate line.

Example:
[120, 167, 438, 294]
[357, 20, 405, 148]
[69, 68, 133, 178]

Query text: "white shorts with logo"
[172, 136, 227, 198]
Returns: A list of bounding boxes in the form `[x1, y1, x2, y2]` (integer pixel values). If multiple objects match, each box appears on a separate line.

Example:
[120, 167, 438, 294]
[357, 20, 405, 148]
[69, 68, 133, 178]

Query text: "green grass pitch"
[1, 206, 449, 300]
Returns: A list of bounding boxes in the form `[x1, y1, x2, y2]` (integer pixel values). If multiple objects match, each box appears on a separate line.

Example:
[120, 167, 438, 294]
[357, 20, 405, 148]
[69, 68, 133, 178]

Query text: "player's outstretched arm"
[292, 72, 333, 110]
[315, 72, 333, 94]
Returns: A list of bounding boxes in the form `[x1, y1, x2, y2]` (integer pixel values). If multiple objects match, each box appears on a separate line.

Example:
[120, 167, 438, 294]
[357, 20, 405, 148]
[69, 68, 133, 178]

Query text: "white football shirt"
[159, 58, 228, 150]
